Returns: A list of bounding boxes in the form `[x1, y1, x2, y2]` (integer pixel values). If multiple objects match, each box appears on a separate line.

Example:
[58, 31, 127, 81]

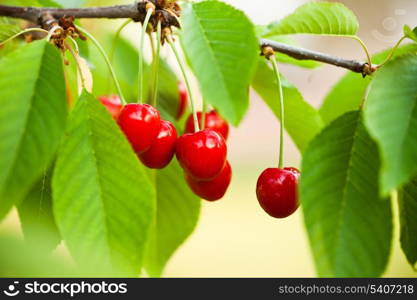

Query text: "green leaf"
[0, 40, 67, 219]
[0, 0, 39, 5]
[0, 19, 22, 57]
[0, 235, 75, 277]
[0, 22, 20, 43]
[398, 178, 417, 269]
[320, 74, 371, 125]
[364, 54, 417, 195]
[52, 91, 156, 276]
[180, 1, 259, 125]
[18, 169, 61, 252]
[252, 58, 323, 152]
[320, 44, 417, 125]
[301, 111, 392, 277]
[2, 0, 62, 6]
[263, 2, 359, 37]
[145, 160, 201, 277]
[52, 0, 85, 7]
[404, 25, 417, 43]
[0, 17, 15, 25]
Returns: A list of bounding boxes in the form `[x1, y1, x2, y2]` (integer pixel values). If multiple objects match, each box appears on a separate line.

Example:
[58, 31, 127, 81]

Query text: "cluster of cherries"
[181, 109, 231, 202]
[99, 83, 299, 217]
[98, 83, 231, 202]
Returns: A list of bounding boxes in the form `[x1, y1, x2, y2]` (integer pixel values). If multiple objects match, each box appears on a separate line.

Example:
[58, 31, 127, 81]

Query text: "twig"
[0, 4, 147, 23]
[0, 3, 180, 27]
[261, 39, 370, 75]
[0, 4, 372, 75]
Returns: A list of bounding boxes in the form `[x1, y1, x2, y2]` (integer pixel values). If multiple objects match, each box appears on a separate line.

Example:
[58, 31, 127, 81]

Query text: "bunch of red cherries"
[98, 83, 231, 202]
[98, 83, 299, 218]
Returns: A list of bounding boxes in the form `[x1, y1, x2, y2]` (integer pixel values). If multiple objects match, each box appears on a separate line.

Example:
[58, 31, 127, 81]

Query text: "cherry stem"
[201, 101, 207, 130]
[138, 8, 153, 104]
[151, 22, 161, 107]
[269, 55, 285, 169]
[349, 35, 372, 67]
[377, 36, 406, 69]
[67, 36, 79, 54]
[149, 31, 155, 59]
[0, 27, 48, 46]
[107, 18, 132, 94]
[167, 35, 200, 132]
[78, 26, 126, 104]
[46, 25, 61, 42]
[65, 42, 87, 93]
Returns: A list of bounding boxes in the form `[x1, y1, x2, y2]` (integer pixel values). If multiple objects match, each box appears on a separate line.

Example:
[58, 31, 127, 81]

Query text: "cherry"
[185, 161, 232, 201]
[256, 167, 300, 218]
[176, 81, 188, 120]
[185, 110, 229, 140]
[98, 95, 123, 120]
[139, 120, 177, 169]
[118, 103, 161, 154]
[176, 129, 227, 181]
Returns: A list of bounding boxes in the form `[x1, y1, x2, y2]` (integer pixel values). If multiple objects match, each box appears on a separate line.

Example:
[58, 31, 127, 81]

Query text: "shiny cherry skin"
[185, 110, 229, 140]
[139, 120, 177, 169]
[185, 161, 232, 201]
[176, 81, 188, 120]
[118, 103, 161, 154]
[98, 95, 123, 120]
[176, 129, 227, 181]
[256, 167, 300, 218]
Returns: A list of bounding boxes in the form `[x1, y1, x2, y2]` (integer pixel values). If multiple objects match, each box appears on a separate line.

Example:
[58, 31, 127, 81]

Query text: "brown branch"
[0, 4, 147, 23]
[261, 39, 371, 75]
[0, 2, 180, 29]
[0, 4, 371, 75]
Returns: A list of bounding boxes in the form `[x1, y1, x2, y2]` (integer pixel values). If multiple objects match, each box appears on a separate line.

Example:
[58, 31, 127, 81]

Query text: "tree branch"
[0, 4, 370, 75]
[261, 39, 368, 74]
[0, 4, 147, 23]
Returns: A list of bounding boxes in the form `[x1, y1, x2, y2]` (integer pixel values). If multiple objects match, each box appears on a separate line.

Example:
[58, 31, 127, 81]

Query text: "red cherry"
[185, 110, 229, 140]
[176, 129, 227, 181]
[176, 81, 188, 120]
[185, 161, 232, 201]
[139, 120, 177, 169]
[118, 103, 161, 154]
[256, 167, 300, 219]
[98, 95, 123, 120]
